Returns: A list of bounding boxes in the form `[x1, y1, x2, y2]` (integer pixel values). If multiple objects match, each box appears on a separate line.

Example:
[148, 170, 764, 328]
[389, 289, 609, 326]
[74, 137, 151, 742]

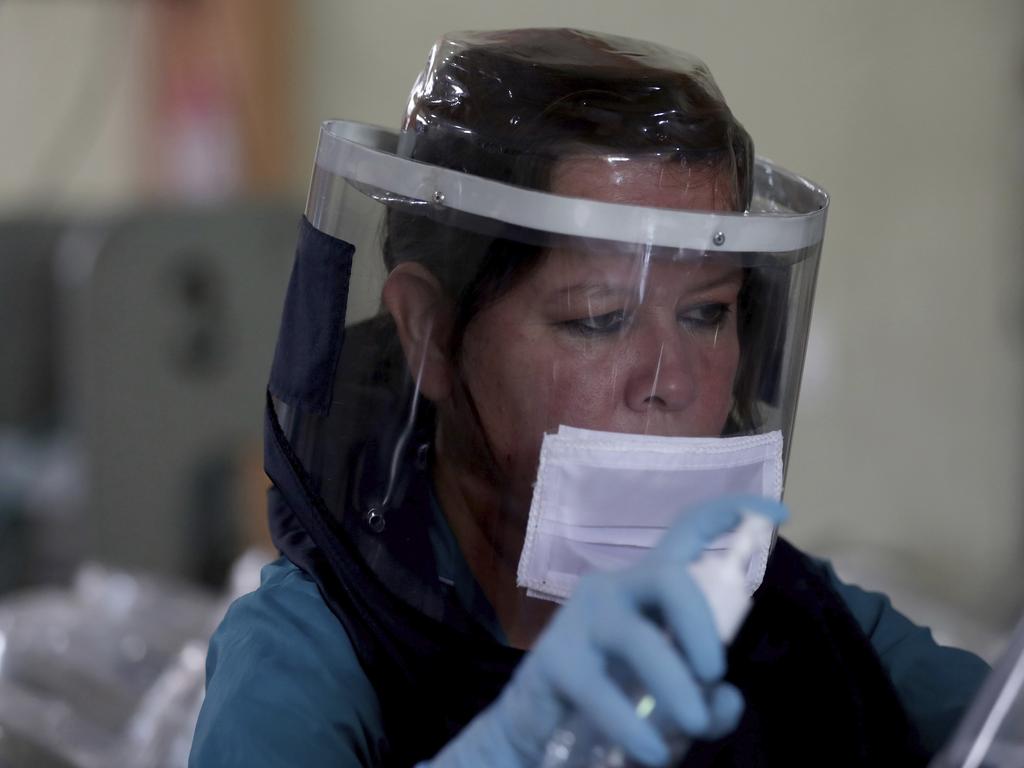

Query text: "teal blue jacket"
[190, 522, 989, 767]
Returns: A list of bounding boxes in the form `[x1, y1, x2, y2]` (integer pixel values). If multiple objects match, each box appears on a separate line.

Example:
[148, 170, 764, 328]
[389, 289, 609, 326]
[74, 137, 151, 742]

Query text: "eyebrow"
[678, 270, 745, 293]
[549, 282, 632, 300]
[549, 269, 743, 302]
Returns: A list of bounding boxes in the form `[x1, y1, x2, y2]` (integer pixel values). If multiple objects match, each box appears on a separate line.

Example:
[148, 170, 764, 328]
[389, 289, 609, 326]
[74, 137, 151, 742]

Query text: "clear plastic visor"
[271, 120, 827, 626]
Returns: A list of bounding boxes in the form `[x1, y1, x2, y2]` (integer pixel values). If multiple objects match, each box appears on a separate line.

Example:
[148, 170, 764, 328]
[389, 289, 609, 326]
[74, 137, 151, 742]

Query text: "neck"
[432, 449, 556, 649]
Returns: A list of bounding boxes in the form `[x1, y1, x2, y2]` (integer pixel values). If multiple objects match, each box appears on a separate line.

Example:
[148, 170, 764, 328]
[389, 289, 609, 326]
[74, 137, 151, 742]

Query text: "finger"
[649, 501, 740, 565]
[591, 601, 712, 735]
[704, 682, 745, 739]
[550, 656, 671, 767]
[709, 494, 788, 526]
[652, 495, 789, 564]
[656, 567, 727, 683]
[620, 563, 725, 684]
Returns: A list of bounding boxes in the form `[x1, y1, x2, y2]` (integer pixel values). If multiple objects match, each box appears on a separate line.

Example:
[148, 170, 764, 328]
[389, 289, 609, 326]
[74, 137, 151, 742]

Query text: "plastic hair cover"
[399, 29, 752, 208]
[269, 28, 828, 661]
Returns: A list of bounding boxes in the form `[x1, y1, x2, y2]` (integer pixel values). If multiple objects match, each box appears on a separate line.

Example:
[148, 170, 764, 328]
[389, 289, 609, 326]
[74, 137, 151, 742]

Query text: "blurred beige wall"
[2, 2, 1022, 628]
[0, 2, 147, 212]
[0, 1, 297, 211]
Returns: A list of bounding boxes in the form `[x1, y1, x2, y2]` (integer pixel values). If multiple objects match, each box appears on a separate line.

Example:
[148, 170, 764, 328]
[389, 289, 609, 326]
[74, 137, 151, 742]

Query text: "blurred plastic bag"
[0, 549, 271, 768]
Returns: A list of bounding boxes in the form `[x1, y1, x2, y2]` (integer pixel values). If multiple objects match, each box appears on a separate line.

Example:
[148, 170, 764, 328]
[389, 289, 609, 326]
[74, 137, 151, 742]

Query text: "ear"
[381, 262, 456, 403]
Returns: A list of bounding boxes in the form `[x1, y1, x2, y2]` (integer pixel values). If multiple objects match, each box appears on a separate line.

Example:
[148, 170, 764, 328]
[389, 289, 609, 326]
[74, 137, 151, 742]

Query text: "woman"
[190, 29, 988, 767]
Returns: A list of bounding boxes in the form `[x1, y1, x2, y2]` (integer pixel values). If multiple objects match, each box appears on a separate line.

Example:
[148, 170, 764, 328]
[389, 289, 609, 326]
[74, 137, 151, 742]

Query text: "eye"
[562, 309, 628, 336]
[679, 302, 732, 330]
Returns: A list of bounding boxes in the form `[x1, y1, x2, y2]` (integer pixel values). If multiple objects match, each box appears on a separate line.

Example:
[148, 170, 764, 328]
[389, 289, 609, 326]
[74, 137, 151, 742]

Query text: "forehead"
[549, 155, 738, 212]
[529, 247, 742, 295]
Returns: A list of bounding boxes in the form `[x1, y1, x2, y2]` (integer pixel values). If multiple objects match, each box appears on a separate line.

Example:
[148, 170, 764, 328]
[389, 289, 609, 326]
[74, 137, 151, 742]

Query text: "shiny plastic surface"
[401, 30, 748, 202]
[281, 30, 828, 650]
[0, 552, 266, 768]
[931, 615, 1024, 767]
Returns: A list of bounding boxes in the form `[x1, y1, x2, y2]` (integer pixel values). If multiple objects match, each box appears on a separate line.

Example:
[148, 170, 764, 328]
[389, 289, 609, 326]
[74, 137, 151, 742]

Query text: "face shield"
[266, 29, 827, 635]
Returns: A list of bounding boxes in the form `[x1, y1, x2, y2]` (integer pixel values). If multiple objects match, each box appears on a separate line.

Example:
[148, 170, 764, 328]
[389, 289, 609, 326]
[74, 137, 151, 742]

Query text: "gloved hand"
[424, 495, 789, 768]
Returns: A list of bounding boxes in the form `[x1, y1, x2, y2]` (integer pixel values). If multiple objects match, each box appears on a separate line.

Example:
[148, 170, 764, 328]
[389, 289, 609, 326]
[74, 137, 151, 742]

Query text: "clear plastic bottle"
[539, 514, 772, 768]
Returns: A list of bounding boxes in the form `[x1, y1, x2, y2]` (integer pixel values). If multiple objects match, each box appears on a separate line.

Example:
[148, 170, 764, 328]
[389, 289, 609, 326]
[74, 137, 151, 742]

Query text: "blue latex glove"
[424, 495, 788, 768]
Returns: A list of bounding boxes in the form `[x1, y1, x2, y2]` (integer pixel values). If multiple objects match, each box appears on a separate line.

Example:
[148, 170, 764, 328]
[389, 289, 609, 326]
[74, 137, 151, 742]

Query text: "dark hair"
[383, 29, 765, 431]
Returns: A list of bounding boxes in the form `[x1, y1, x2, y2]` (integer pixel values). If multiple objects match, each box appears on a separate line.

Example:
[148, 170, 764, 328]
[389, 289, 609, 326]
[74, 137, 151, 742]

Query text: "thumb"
[652, 495, 787, 562]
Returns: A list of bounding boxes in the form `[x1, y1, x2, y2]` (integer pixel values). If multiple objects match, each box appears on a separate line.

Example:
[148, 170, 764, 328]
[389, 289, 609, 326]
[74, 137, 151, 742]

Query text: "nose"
[623, 320, 698, 413]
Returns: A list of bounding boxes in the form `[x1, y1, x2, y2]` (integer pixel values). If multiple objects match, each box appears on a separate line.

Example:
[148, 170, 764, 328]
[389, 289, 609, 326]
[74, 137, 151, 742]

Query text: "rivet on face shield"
[431, 190, 446, 206]
[366, 507, 386, 533]
[712, 231, 726, 246]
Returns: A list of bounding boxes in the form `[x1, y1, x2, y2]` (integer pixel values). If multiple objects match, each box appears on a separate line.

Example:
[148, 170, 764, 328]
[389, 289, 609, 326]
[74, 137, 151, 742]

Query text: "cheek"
[459, 320, 558, 461]
[694, 332, 741, 430]
[544, 349, 624, 425]
[458, 314, 742, 477]
[460, 322, 628, 488]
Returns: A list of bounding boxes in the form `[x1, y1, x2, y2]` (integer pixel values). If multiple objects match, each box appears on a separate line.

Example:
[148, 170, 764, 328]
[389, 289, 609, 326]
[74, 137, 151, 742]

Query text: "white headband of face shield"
[516, 426, 784, 604]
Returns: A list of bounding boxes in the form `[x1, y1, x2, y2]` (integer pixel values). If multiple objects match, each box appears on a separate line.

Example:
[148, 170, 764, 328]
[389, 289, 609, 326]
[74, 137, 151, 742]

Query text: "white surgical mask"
[516, 426, 783, 604]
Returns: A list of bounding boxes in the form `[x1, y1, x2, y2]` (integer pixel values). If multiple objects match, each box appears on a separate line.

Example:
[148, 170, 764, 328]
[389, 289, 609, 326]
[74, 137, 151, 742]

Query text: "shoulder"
[796, 544, 990, 754]
[189, 558, 385, 768]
